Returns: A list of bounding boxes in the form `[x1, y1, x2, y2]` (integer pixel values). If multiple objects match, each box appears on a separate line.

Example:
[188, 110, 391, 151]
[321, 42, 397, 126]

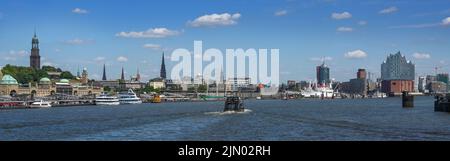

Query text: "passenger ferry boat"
[118, 89, 142, 104]
[95, 93, 120, 106]
[29, 100, 52, 108]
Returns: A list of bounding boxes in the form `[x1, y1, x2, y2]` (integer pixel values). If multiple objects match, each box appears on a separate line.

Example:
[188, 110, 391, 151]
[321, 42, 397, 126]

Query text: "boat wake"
[205, 109, 252, 115]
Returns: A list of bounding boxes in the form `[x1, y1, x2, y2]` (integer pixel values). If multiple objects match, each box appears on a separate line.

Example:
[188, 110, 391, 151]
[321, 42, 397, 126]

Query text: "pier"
[402, 91, 414, 108]
[435, 94, 450, 112]
[0, 99, 96, 109]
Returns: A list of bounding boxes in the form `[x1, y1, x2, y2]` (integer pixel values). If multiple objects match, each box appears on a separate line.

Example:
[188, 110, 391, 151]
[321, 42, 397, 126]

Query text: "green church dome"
[60, 79, 70, 83]
[1, 75, 19, 85]
[39, 77, 51, 84]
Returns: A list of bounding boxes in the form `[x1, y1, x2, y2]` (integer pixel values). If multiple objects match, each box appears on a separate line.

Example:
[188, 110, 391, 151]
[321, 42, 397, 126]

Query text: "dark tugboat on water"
[224, 96, 245, 112]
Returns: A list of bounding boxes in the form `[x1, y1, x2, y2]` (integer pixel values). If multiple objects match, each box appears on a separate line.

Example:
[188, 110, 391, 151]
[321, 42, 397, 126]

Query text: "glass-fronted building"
[316, 63, 330, 86]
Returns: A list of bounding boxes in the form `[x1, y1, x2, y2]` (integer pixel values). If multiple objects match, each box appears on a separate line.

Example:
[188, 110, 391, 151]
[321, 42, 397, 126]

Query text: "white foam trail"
[205, 109, 252, 115]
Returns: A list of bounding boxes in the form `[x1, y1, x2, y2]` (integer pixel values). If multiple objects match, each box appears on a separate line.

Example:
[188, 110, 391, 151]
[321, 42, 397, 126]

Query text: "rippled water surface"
[1, 96, 450, 141]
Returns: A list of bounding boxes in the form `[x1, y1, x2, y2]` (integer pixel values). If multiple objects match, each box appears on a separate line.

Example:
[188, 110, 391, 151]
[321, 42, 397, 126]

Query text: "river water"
[1, 96, 450, 141]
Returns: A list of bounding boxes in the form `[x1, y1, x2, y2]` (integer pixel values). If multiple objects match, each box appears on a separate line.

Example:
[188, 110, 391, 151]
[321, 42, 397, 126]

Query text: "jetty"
[435, 94, 450, 112]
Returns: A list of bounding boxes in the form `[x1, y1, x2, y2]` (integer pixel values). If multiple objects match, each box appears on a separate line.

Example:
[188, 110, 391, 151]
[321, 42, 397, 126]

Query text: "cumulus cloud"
[389, 23, 440, 29]
[3, 57, 16, 61]
[337, 27, 353, 32]
[72, 8, 88, 14]
[390, 17, 450, 29]
[442, 17, 450, 25]
[188, 13, 241, 27]
[143, 43, 162, 50]
[412, 53, 431, 59]
[116, 28, 180, 38]
[117, 56, 128, 62]
[3, 50, 28, 61]
[358, 21, 367, 26]
[274, 10, 288, 16]
[379, 7, 398, 14]
[10, 50, 28, 57]
[345, 50, 367, 59]
[331, 12, 352, 20]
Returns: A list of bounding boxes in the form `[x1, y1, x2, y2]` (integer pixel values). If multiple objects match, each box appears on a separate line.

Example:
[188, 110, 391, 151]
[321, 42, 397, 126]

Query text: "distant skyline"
[0, 0, 449, 82]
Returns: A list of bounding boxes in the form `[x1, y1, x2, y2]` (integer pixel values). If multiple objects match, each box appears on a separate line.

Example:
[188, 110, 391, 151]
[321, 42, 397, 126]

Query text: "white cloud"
[188, 13, 241, 27]
[389, 23, 440, 29]
[9, 50, 28, 57]
[116, 28, 180, 38]
[117, 56, 128, 62]
[442, 17, 450, 25]
[345, 50, 367, 59]
[64, 38, 93, 45]
[412, 53, 431, 59]
[3, 57, 16, 61]
[331, 12, 352, 20]
[337, 27, 353, 32]
[72, 8, 88, 14]
[310, 57, 333, 62]
[94, 56, 106, 62]
[143, 43, 161, 50]
[3, 50, 28, 61]
[358, 21, 367, 26]
[390, 17, 450, 29]
[274, 10, 288, 16]
[379, 7, 398, 14]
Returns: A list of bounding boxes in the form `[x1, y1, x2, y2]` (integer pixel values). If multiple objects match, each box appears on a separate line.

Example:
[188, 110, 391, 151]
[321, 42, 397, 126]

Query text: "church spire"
[160, 52, 166, 79]
[102, 64, 107, 81]
[121, 66, 125, 80]
[136, 67, 141, 82]
[30, 29, 40, 69]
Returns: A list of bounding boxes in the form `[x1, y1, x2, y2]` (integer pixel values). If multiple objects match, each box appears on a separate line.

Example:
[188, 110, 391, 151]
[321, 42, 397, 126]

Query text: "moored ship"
[118, 89, 142, 104]
[95, 93, 120, 106]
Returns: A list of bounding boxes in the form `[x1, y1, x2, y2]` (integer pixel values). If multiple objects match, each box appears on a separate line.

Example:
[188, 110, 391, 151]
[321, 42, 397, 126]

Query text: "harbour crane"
[434, 66, 443, 75]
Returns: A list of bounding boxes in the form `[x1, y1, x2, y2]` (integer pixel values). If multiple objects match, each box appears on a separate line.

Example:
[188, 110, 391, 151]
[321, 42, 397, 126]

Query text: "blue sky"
[0, 0, 449, 82]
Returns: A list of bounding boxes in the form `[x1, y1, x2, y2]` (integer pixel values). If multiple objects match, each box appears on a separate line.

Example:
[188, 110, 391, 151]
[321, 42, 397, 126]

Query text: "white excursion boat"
[301, 83, 336, 98]
[118, 89, 142, 104]
[29, 100, 52, 108]
[95, 93, 120, 106]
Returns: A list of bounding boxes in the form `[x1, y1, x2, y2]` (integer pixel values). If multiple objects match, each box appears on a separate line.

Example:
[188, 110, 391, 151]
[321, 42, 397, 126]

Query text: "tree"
[103, 86, 111, 92]
[60, 71, 75, 79]
[41, 66, 58, 72]
[1, 64, 44, 83]
[0, 64, 73, 84]
[197, 84, 207, 93]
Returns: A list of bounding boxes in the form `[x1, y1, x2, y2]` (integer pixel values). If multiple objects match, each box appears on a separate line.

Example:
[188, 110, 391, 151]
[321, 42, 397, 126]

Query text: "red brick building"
[381, 80, 414, 94]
